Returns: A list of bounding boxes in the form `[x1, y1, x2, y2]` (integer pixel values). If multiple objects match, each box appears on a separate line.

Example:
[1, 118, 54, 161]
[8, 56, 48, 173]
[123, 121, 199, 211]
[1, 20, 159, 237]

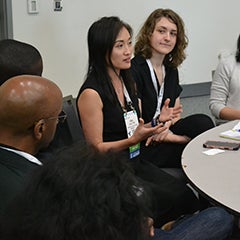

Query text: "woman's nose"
[124, 45, 132, 55]
[164, 32, 171, 41]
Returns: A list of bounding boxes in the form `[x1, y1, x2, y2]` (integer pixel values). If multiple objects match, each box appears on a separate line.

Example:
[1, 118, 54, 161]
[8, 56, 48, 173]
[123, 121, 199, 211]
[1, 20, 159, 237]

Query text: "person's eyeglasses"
[45, 110, 67, 124]
[29, 110, 67, 130]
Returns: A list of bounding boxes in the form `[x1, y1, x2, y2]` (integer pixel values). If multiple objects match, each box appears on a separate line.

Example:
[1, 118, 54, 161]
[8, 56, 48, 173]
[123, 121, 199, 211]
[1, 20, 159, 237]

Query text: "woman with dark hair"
[131, 9, 215, 168]
[76, 16, 201, 227]
[0, 144, 233, 240]
[210, 34, 240, 125]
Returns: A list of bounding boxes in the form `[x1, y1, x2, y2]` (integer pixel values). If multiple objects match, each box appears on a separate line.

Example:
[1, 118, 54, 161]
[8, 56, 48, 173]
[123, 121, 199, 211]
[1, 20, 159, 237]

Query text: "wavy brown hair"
[134, 8, 188, 68]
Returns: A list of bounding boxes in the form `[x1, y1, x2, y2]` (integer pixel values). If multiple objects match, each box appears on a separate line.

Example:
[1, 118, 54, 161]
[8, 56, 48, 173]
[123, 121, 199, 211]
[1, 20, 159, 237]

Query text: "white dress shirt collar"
[0, 146, 42, 166]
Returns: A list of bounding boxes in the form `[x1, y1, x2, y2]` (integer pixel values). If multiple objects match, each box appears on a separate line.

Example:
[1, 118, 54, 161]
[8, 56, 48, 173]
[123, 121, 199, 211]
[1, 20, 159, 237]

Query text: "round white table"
[182, 120, 240, 215]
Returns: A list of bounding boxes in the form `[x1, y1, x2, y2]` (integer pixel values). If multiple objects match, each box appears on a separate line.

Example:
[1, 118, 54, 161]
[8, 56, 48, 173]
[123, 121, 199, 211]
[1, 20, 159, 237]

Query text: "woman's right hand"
[131, 118, 167, 145]
[159, 98, 174, 122]
[160, 98, 182, 123]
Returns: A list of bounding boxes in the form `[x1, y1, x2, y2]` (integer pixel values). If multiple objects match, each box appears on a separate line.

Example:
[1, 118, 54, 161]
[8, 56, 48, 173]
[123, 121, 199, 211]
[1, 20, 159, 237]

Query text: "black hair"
[84, 16, 136, 106]
[0, 39, 43, 85]
[236, 34, 240, 63]
[1, 143, 152, 240]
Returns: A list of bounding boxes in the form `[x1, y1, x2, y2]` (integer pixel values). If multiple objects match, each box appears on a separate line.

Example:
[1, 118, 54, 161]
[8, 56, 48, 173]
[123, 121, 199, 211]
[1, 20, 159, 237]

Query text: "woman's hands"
[154, 132, 191, 144]
[145, 120, 171, 146]
[145, 120, 191, 146]
[130, 118, 168, 145]
[159, 98, 182, 123]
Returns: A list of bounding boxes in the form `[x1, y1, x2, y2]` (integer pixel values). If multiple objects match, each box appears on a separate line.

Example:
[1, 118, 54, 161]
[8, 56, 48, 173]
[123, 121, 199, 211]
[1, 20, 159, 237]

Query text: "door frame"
[0, 0, 13, 39]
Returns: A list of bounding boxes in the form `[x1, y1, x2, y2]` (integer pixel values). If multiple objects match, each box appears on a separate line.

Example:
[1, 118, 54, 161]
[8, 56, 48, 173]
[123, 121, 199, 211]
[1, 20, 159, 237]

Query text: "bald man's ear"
[33, 119, 46, 140]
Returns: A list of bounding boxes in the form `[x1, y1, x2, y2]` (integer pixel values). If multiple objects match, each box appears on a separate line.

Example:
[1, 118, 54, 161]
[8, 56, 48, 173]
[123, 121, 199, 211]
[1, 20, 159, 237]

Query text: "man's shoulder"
[0, 148, 39, 215]
[0, 148, 39, 173]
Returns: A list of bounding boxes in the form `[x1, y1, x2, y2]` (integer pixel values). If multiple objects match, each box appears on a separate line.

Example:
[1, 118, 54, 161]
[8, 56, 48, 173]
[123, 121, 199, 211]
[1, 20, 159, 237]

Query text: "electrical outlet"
[27, 0, 39, 14]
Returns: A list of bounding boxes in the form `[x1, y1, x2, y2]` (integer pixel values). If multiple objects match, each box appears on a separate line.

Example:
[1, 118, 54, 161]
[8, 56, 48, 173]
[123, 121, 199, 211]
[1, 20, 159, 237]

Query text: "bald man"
[0, 39, 82, 163]
[0, 75, 63, 214]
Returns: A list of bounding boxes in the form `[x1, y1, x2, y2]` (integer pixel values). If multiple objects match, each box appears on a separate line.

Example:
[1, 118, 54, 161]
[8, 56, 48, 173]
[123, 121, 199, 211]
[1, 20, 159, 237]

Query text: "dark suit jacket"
[0, 147, 40, 215]
[131, 54, 182, 123]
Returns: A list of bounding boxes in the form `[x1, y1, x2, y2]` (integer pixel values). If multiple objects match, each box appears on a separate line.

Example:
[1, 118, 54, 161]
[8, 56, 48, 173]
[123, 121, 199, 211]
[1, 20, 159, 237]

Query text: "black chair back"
[36, 95, 84, 162]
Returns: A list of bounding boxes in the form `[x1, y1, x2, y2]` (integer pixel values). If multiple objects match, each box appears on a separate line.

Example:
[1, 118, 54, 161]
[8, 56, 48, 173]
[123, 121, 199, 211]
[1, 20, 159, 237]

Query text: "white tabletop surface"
[182, 120, 240, 215]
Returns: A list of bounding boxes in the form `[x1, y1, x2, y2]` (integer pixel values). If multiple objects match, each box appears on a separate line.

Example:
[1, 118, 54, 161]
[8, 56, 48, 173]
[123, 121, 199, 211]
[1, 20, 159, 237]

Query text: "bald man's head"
[0, 75, 63, 154]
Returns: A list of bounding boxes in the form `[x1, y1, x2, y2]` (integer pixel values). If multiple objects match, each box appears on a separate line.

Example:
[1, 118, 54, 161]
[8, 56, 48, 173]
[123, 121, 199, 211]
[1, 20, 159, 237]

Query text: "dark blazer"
[131, 55, 182, 123]
[0, 147, 40, 214]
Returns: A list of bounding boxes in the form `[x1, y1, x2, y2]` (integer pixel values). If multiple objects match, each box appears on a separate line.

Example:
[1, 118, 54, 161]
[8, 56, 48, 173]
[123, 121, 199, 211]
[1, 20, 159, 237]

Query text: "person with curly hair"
[131, 9, 215, 168]
[76, 16, 201, 227]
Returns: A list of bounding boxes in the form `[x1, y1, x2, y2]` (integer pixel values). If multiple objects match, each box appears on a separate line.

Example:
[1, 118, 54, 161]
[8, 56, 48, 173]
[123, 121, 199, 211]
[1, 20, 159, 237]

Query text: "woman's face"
[110, 27, 133, 73]
[149, 17, 177, 56]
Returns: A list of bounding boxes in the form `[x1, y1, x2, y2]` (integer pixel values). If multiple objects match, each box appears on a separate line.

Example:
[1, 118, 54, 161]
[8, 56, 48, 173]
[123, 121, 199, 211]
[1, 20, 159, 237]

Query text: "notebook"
[219, 121, 240, 141]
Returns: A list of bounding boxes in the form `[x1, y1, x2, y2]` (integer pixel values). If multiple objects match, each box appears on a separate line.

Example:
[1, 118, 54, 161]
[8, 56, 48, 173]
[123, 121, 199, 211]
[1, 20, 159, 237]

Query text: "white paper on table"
[203, 149, 225, 155]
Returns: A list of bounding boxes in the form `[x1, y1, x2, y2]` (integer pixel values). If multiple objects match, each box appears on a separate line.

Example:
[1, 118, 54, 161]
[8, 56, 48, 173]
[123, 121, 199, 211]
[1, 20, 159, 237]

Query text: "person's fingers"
[164, 98, 171, 107]
[147, 217, 155, 237]
[138, 117, 145, 125]
[145, 136, 153, 146]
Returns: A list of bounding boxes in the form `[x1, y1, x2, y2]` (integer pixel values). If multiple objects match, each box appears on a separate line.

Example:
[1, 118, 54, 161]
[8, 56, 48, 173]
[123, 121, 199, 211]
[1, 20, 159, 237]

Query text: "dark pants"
[130, 157, 200, 227]
[152, 207, 233, 240]
[141, 114, 215, 168]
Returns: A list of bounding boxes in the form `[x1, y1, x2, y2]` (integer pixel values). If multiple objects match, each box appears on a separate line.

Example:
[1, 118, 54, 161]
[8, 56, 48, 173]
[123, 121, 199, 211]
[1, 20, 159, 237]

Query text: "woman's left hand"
[145, 121, 171, 146]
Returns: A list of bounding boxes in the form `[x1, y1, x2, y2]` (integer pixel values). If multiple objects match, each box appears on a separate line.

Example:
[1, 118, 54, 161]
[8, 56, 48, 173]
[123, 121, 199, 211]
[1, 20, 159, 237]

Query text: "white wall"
[11, 0, 240, 97]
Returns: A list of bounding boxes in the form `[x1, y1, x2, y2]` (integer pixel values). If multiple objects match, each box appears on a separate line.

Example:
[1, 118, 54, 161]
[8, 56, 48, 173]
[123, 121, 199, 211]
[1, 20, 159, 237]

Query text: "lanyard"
[146, 59, 165, 118]
[117, 79, 134, 112]
[116, 78, 140, 159]
[123, 81, 132, 106]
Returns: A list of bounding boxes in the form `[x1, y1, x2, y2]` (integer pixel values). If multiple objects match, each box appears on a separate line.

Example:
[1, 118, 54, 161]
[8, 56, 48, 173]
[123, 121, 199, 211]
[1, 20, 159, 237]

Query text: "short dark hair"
[1, 143, 152, 240]
[0, 39, 43, 85]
